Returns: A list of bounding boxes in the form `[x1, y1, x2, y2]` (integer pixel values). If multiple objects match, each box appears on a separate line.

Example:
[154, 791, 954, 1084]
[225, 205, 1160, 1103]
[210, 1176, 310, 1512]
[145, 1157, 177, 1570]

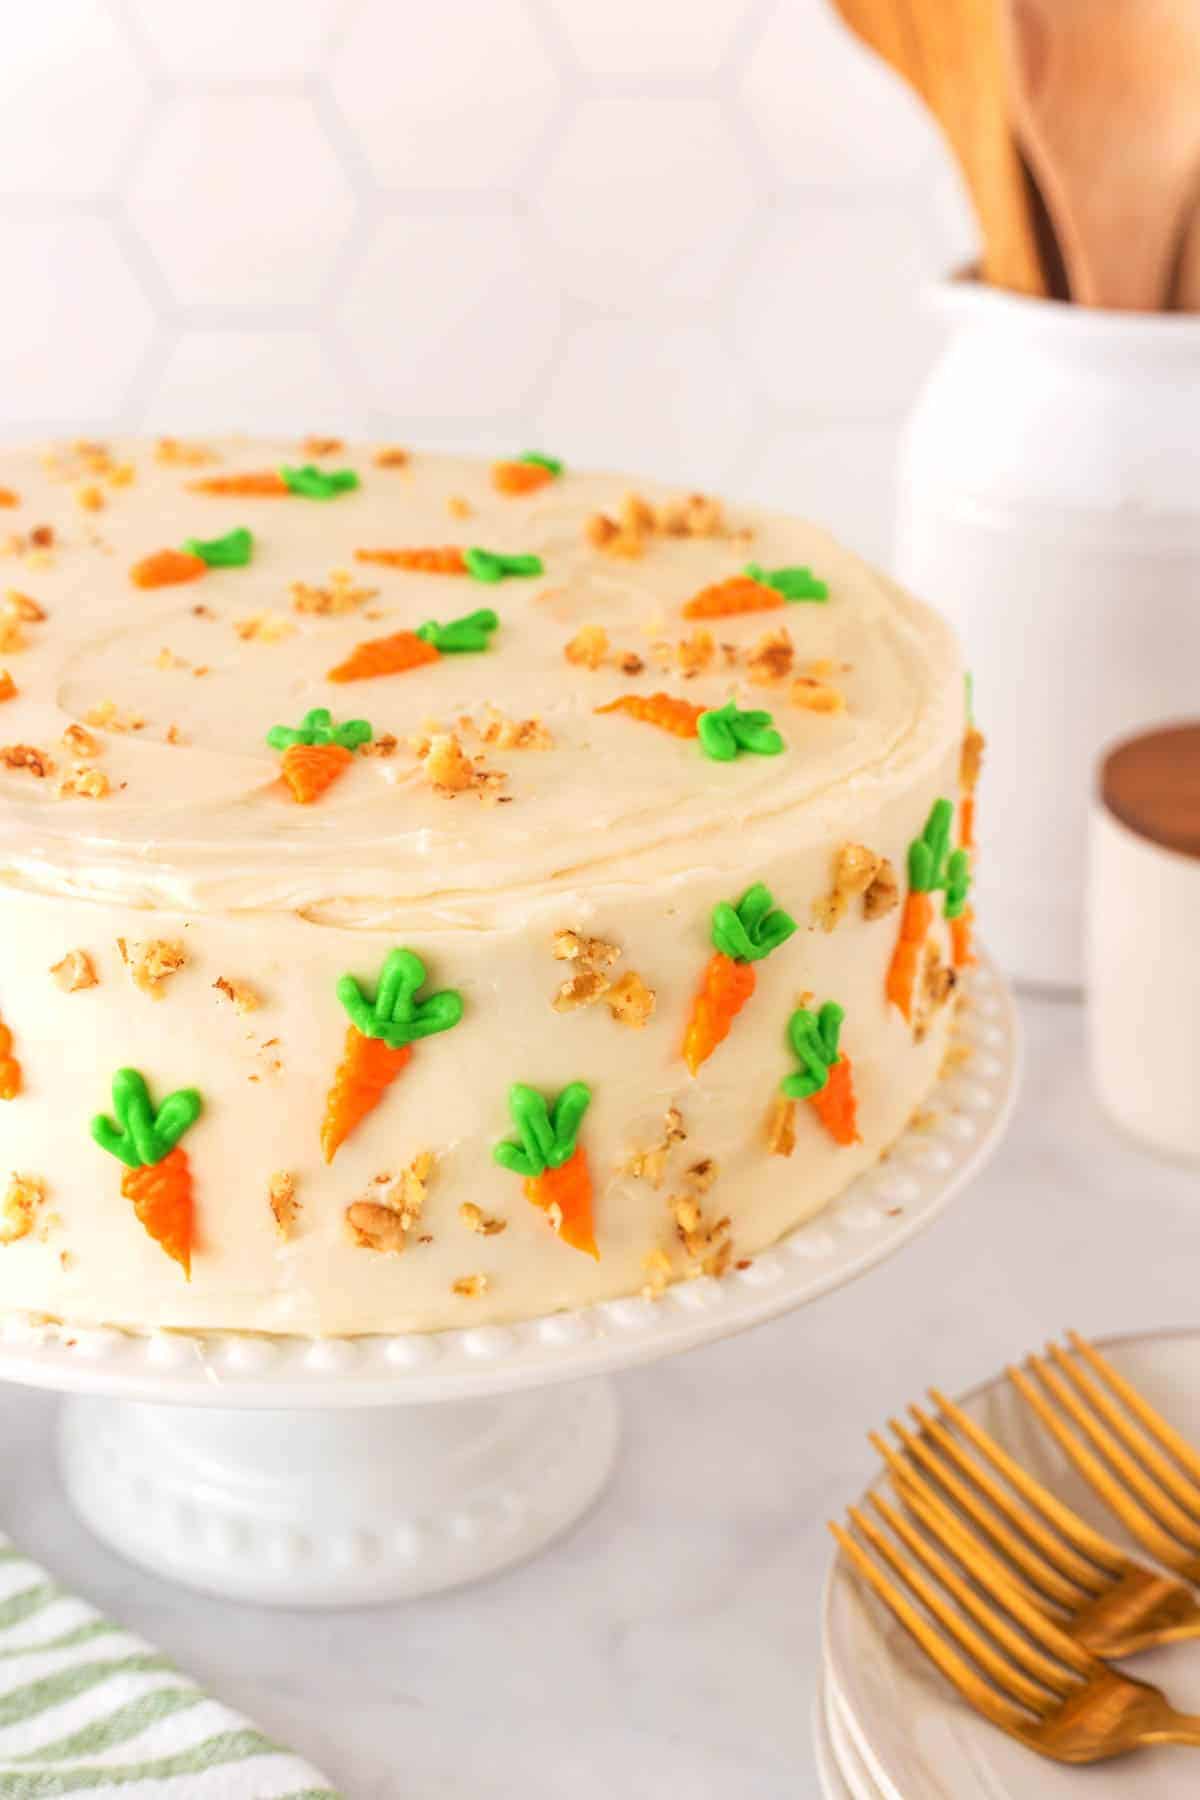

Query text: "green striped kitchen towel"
[0, 1535, 338, 1797]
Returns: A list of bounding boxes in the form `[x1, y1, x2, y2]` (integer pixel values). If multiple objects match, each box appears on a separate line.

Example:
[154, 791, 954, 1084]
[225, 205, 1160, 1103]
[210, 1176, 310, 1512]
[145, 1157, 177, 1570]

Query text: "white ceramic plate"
[824, 1329, 1200, 1798]
[0, 960, 1018, 1408]
[814, 1672, 859, 1799]
[823, 1673, 884, 1798]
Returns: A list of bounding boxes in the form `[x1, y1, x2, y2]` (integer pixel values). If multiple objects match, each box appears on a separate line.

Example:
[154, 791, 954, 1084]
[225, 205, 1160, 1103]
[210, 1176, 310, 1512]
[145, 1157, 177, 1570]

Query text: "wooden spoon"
[1004, 0, 1200, 310]
[830, 0, 1047, 296]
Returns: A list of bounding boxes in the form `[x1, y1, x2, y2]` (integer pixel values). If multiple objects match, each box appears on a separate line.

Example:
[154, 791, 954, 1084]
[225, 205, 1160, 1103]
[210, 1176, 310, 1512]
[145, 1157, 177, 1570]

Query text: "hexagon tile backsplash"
[0, 0, 975, 563]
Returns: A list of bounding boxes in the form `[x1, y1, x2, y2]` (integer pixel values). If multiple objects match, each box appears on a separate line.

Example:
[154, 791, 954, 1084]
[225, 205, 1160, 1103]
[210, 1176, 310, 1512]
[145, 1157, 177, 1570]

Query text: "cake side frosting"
[0, 439, 969, 1333]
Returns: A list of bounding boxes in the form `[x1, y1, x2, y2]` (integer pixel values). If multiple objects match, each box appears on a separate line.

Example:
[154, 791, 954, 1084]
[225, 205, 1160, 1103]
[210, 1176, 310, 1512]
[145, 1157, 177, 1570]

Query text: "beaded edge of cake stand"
[0, 960, 1016, 1396]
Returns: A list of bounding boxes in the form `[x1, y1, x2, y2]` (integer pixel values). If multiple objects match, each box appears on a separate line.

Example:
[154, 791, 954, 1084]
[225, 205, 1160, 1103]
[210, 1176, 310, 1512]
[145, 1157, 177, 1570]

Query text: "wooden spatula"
[1004, 0, 1200, 310]
[830, 0, 1047, 296]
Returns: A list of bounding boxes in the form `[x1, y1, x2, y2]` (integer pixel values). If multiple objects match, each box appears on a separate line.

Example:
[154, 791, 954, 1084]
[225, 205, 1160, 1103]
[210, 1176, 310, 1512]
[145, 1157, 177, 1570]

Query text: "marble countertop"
[2, 992, 1197, 1800]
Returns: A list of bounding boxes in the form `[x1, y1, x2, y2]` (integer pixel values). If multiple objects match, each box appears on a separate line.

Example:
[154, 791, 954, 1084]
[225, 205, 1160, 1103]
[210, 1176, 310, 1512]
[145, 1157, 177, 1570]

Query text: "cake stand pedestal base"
[58, 1378, 620, 1606]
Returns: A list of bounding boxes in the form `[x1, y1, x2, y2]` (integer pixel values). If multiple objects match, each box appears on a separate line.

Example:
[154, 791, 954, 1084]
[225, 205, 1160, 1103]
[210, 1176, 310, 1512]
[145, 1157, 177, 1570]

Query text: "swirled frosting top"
[0, 438, 960, 923]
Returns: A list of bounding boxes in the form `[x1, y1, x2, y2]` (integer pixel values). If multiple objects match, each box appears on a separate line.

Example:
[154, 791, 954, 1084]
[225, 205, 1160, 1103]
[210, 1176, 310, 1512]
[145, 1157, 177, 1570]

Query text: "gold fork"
[1008, 1331, 1200, 1583]
[831, 1494, 1200, 1763]
[868, 1382, 1200, 1657]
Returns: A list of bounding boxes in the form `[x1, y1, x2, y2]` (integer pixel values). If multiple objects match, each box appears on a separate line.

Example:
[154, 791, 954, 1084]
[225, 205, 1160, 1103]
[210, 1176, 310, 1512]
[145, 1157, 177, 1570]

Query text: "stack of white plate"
[812, 1329, 1200, 1797]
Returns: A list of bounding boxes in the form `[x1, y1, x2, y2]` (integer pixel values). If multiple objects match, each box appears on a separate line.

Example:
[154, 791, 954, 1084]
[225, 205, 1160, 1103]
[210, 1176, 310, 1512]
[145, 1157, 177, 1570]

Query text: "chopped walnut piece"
[0, 744, 53, 777]
[606, 971, 656, 1028]
[61, 724, 99, 758]
[676, 629, 715, 679]
[641, 1246, 673, 1299]
[915, 944, 956, 1043]
[584, 509, 643, 558]
[120, 937, 187, 999]
[0, 672, 15, 703]
[746, 627, 795, 686]
[617, 650, 645, 676]
[357, 732, 397, 759]
[564, 624, 610, 669]
[0, 617, 26, 655]
[351, 1151, 436, 1247]
[670, 1186, 732, 1275]
[155, 647, 189, 671]
[75, 483, 105, 513]
[85, 701, 145, 733]
[657, 492, 726, 539]
[50, 949, 98, 992]
[552, 930, 620, 968]
[302, 435, 343, 456]
[165, 724, 185, 745]
[685, 1156, 718, 1195]
[554, 967, 612, 1012]
[459, 1202, 507, 1236]
[373, 445, 409, 468]
[765, 1095, 797, 1157]
[421, 731, 506, 799]
[623, 1105, 687, 1188]
[290, 572, 377, 616]
[452, 1273, 490, 1298]
[474, 707, 553, 750]
[447, 494, 472, 519]
[214, 976, 261, 1014]
[57, 765, 109, 800]
[813, 842, 884, 932]
[0, 1173, 46, 1244]
[155, 436, 217, 467]
[863, 857, 899, 920]
[791, 675, 846, 714]
[664, 1106, 686, 1145]
[6, 590, 45, 622]
[269, 1171, 300, 1240]
[347, 1201, 410, 1254]
[233, 612, 295, 643]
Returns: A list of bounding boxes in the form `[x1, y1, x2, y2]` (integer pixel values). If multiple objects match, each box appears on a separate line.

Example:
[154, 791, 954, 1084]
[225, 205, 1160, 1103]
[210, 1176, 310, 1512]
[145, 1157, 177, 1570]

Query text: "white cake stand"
[0, 960, 1018, 1607]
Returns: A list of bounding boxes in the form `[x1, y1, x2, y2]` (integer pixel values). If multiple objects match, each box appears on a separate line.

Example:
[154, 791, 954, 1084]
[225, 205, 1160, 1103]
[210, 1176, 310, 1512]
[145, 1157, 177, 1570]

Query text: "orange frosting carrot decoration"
[91, 1069, 203, 1276]
[886, 799, 969, 1021]
[0, 1013, 21, 1100]
[683, 883, 797, 1076]
[949, 907, 977, 969]
[329, 632, 439, 684]
[267, 709, 372, 804]
[782, 1003, 860, 1147]
[130, 547, 208, 589]
[684, 575, 779, 620]
[355, 546, 468, 573]
[492, 452, 563, 496]
[327, 608, 499, 682]
[494, 1082, 596, 1258]
[595, 692, 706, 739]
[321, 948, 464, 1162]
[189, 470, 289, 496]
[683, 563, 829, 619]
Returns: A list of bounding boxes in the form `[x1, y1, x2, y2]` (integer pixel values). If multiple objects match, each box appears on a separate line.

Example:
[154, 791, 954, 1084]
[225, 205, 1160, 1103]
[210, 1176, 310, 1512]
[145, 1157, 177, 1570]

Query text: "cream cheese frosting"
[0, 438, 967, 1335]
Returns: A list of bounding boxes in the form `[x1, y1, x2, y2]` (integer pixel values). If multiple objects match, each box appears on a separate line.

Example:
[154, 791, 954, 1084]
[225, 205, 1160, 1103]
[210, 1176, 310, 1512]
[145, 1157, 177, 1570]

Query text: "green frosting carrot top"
[266, 708, 372, 752]
[182, 526, 253, 567]
[279, 464, 360, 500]
[494, 1082, 591, 1178]
[744, 562, 828, 602]
[710, 882, 797, 963]
[91, 1068, 203, 1169]
[335, 947, 463, 1050]
[698, 700, 785, 762]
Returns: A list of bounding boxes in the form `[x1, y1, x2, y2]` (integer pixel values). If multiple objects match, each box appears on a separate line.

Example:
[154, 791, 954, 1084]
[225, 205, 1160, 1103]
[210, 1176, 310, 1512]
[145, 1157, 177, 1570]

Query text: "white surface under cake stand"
[0, 960, 1018, 1608]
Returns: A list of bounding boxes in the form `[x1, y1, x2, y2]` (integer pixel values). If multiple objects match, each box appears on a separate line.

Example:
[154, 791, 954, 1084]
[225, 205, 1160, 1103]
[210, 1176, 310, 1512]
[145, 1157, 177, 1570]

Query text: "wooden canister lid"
[1100, 722, 1200, 858]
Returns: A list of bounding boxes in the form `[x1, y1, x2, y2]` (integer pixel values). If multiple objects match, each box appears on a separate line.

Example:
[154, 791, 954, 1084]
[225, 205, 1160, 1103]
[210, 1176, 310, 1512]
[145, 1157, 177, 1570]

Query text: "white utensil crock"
[896, 279, 1200, 989]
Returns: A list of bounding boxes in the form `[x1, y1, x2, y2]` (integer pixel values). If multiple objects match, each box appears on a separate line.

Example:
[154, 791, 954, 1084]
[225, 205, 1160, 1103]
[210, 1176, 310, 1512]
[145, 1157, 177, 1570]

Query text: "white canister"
[896, 280, 1200, 990]
[1088, 723, 1200, 1161]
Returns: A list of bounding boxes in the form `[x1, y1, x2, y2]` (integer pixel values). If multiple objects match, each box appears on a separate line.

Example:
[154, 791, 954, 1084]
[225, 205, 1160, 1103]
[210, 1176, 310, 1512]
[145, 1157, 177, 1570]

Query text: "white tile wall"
[0, 0, 977, 560]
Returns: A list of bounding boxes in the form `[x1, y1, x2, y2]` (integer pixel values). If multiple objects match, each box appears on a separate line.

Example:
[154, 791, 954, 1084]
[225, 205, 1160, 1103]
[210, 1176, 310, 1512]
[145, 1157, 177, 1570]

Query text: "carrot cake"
[0, 438, 976, 1334]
